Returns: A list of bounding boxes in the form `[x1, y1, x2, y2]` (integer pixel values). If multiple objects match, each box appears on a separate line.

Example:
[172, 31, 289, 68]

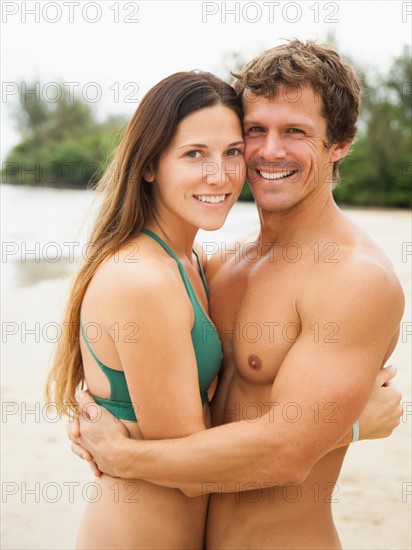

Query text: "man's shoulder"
[306, 210, 397, 279]
[205, 230, 258, 279]
[300, 235, 404, 325]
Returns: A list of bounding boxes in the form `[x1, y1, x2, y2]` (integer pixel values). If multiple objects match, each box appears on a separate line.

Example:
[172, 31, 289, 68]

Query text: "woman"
[46, 71, 246, 549]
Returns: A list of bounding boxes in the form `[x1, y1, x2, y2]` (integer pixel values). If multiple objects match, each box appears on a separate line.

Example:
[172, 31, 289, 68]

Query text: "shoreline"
[2, 182, 411, 210]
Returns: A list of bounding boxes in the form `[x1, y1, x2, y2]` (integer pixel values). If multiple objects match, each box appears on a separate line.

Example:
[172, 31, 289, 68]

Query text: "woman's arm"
[107, 260, 206, 441]
[77, 254, 209, 486]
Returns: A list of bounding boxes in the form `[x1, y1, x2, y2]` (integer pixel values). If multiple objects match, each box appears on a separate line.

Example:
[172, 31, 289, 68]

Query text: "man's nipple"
[248, 354, 262, 370]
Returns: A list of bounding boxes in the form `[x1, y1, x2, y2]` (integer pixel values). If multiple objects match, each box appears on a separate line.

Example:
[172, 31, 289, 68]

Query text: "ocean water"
[2, 183, 410, 292]
[0, 184, 260, 291]
[1, 184, 98, 291]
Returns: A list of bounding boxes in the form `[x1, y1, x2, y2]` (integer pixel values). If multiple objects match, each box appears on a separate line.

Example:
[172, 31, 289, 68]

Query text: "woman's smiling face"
[146, 104, 246, 232]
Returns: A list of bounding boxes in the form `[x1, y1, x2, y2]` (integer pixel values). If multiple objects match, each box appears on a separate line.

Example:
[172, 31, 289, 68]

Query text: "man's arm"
[73, 362, 401, 495]
[72, 261, 403, 493]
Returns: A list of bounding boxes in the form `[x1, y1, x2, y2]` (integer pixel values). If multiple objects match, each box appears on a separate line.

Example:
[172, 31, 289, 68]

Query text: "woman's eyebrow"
[178, 140, 244, 149]
[177, 143, 208, 149]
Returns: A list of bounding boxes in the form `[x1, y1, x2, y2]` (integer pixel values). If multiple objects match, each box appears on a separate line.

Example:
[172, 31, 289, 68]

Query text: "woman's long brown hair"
[45, 71, 242, 415]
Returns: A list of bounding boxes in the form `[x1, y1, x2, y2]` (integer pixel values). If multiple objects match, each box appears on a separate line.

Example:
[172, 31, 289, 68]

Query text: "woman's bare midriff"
[76, 407, 211, 550]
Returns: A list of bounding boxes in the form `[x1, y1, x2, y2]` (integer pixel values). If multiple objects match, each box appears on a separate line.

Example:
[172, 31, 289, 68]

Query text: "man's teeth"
[194, 194, 226, 204]
[259, 170, 295, 180]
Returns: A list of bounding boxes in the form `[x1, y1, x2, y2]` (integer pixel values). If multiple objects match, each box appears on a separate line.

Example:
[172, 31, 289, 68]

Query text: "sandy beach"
[1, 186, 411, 549]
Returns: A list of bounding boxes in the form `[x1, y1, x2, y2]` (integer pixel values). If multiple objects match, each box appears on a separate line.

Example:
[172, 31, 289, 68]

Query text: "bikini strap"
[80, 319, 107, 371]
[142, 228, 181, 263]
[142, 228, 209, 297]
[192, 248, 209, 299]
[80, 318, 128, 402]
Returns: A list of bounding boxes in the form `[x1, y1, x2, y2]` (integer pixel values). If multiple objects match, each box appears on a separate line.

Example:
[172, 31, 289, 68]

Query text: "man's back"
[205, 205, 403, 549]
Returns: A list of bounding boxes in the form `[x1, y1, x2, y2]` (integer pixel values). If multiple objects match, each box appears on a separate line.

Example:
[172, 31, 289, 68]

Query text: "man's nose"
[259, 132, 287, 162]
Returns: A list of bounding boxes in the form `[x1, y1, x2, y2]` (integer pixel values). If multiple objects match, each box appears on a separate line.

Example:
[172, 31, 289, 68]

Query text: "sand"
[1, 202, 411, 549]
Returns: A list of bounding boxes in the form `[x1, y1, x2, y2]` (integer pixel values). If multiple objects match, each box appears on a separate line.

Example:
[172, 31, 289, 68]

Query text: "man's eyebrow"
[243, 120, 262, 126]
[243, 120, 315, 129]
[286, 121, 314, 129]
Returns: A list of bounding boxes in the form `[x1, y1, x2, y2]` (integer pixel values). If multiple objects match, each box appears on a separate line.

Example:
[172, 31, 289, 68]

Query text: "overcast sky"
[1, 0, 411, 158]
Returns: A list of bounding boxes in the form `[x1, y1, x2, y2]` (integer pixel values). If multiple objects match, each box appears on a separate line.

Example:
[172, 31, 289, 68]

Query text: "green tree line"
[335, 46, 411, 207]
[2, 46, 411, 206]
[2, 85, 125, 188]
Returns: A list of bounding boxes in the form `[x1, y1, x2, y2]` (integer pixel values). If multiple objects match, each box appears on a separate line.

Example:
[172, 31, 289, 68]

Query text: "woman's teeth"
[194, 194, 226, 204]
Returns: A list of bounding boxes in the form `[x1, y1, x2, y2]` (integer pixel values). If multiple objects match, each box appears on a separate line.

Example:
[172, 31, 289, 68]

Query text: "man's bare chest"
[209, 256, 302, 385]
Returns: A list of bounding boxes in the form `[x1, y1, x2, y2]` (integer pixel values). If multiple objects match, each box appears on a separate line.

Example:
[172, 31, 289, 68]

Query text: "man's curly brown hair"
[233, 39, 361, 182]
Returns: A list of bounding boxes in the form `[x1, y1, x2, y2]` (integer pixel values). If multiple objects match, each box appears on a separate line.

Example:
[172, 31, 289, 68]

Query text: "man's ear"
[331, 140, 352, 162]
[143, 164, 155, 183]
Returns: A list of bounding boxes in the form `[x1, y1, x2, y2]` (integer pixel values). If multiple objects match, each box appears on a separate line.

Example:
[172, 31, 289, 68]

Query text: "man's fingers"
[89, 461, 103, 478]
[75, 390, 101, 422]
[377, 364, 397, 387]
[71, 442, 94, 462]
[67, 416, 80, 440]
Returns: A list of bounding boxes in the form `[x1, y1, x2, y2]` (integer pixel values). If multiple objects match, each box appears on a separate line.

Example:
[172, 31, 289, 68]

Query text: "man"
[70, 40, 403, 548]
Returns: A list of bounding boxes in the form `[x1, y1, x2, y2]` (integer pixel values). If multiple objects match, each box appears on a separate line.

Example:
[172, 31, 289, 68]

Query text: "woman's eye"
[226, 148, 243, 157]
[186, 150, 201, 158]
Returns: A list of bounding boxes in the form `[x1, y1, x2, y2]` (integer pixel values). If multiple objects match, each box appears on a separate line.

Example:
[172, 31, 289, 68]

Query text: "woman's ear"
[143, 164, 155, 183]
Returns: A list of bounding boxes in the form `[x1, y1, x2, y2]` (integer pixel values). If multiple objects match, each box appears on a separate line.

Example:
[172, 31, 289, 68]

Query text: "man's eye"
[247, 126, 264, 133]
[287, 128, 303, 134]
[186, 150, 201, 158]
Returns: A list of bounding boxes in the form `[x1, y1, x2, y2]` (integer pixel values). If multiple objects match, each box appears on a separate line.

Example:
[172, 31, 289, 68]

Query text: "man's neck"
[257, 192, 341, 246]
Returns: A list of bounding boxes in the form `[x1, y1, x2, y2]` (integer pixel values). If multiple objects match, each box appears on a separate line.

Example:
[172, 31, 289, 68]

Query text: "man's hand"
[358, 365, 402, 440]
[67, 391, 130, 477]
[67, 413, 102, 477]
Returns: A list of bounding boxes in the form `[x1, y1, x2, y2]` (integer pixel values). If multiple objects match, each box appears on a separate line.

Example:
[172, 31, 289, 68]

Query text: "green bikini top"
[81, 228, 223, 421]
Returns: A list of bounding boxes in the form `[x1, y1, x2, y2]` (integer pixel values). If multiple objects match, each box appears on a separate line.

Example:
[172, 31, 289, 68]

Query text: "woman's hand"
[67, 391, 130, 477]
[358, 365, 402, 440]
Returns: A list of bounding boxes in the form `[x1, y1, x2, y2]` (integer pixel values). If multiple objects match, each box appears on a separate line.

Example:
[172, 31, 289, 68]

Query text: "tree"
[334, 46, 412, 207]
[3, 83, 125, 188]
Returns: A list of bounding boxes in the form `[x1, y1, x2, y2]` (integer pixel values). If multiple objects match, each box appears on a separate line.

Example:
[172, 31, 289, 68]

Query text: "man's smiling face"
[242, 84, 349, 213]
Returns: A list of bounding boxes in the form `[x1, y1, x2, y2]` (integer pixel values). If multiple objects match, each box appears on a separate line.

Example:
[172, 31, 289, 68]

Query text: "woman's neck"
[144, 216, 198, 261]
